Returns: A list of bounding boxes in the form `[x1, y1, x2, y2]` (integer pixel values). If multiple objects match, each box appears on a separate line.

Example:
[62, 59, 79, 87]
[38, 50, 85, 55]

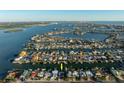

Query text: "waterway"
[0, 21, 123, 79]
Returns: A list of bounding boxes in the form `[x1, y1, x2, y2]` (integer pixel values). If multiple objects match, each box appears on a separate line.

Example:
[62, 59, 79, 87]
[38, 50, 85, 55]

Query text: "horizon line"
[0, 20, 124, 22]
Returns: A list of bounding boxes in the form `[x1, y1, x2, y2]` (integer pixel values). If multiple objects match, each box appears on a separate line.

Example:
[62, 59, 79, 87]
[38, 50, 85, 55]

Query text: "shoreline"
[0, 22, 124, 83]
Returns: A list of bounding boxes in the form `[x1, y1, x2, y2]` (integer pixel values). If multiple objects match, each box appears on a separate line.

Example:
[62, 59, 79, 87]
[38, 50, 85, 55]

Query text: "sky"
[0, 10, 124, 22]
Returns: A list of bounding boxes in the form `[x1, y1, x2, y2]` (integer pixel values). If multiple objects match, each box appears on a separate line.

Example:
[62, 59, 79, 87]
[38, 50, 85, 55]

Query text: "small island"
[4, 28, 25, 33]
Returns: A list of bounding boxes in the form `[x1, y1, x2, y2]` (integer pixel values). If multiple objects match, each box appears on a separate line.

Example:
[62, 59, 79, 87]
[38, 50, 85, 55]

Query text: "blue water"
[0, 23, 75, 73]
[0, 21, 123, 79]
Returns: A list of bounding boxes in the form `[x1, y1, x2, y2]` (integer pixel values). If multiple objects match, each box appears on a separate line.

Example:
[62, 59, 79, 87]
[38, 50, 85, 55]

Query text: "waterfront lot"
[0, 21, 124, 83]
